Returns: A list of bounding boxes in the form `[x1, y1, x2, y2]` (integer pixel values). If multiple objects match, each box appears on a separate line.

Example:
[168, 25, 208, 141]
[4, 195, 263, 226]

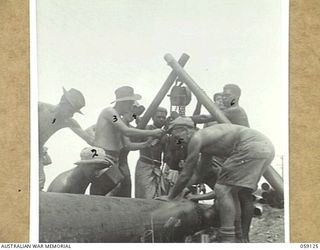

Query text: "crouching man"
[47, 147, 119, 194]
[163, 117, 275, 243]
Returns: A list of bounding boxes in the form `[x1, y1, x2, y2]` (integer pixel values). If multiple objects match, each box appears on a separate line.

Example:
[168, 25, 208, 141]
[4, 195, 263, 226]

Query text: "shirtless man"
[47, 147, 116, 194]
[163, 117, 275, 243]
[191, 84, 253, 242]
[38, 87, 94, 190]
[90, 86, 164, 195]
[192, 84, 249, 127]
[107, 102, 154, 197]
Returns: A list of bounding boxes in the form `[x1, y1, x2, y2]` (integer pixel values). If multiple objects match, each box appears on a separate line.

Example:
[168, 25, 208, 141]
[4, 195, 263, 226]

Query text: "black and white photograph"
[36, 0, 288, 243]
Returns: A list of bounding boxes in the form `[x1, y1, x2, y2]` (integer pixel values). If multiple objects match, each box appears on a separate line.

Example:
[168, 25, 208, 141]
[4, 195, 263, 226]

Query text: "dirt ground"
[250, 204, 285, 243]
[188, 203, 284, 243]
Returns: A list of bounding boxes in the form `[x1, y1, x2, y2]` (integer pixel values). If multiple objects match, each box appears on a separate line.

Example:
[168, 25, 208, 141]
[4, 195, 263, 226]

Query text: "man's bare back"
[196, 124, 244, 157]
[38, 102, 69, 148]
[166, 121, 274, 200]
[94, 107, 123, 151]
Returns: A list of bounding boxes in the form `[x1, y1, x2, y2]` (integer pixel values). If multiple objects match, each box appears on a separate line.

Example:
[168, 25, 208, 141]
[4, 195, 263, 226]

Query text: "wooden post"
[137, 53, 190, 129]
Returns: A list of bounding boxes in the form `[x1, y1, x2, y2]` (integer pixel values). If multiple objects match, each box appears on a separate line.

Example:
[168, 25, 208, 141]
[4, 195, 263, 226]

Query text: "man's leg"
[215, 183, 238, 243]
[114, 162, 131, 197]
[90, 181, 114, 195]
[135, 160, 158, 199]
[238, 188, 254, 243]
[105, 182, 121, 196]
[231, 187, 243, 243]
[114, 175, 131, 197]
[135, 160, 148, 198]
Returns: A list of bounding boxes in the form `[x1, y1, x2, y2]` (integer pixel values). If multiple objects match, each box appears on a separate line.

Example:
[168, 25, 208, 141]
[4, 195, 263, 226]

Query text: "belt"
[139, 155, 162, 167]
[102, 149, 120, 163]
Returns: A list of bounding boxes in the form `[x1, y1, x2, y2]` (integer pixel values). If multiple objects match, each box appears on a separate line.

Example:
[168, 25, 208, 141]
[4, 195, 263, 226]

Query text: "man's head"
[222, 84, 241, 108]
[75, 147, 114, 179]
[122, 101, 145, 124]
[165, 117, 196, 170]
[152, 107, 168, 128]
[57, 88, 85, 119]
[112, 86, 141, 115]
[213, 92, 225, 110]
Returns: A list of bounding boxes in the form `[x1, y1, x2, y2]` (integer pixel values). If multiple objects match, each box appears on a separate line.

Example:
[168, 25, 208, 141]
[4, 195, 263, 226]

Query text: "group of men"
[39, 86, 169, 198]
[160, 84, 274, 243]
[39, 83, 275, 243]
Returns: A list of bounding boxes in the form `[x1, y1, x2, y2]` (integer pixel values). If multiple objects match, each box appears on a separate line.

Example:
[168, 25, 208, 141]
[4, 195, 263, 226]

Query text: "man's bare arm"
[185, 153, 212, 187]
[85, 124, 96, 139]
[191, 114, 216, 124]
[187, 190, 216, 202]
[107, 110, 163, 138]
[68, 119, 95, 146]
[168, 134, 202, 200]
[122, 136, 153, 151]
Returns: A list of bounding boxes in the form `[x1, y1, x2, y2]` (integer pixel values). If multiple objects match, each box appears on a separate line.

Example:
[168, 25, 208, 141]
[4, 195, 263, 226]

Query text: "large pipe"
[263, 165, 284, 198]
[137, 53, 190, 129]
[39, 192, 213, 243]
[163, 53, 284, 197]
[164, 53, 231, 124]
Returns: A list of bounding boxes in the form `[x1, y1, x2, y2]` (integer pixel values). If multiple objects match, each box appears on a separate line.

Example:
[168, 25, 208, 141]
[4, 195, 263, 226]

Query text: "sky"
[36, 0, 288, 193]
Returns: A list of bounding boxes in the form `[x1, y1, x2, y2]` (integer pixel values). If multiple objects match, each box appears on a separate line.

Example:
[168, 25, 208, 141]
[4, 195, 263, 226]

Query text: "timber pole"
[263, 165, 284, 198]
[137, 53, 190, 129]
[164, 53, 231, 124]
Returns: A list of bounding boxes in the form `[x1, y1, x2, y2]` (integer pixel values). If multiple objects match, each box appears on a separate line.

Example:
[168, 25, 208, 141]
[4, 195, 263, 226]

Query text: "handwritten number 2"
[91, 149, 98, 158]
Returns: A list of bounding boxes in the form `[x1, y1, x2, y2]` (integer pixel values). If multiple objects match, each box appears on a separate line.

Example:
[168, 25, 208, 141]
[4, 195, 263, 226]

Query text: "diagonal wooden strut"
[137, 53, 190, 129]
[164, 53, 230, 124]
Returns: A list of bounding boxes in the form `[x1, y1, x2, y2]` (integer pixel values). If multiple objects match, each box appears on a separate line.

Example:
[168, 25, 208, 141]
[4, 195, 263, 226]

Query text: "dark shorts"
[217, 130, 275, 191]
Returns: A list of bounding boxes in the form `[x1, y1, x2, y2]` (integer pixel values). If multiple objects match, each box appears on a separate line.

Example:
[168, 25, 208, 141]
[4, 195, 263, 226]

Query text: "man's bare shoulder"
[224, 105, 245, 114]
[224, 106, 249, 127]
[200, 123, 239, 133]
[189, 130, 203, 144]
[99, 107, 118, 118]
[65, 118, 80, 128]
[38, 102, 55, 113]
[224, 106, 249, 118]
[100, 106, 116, 113]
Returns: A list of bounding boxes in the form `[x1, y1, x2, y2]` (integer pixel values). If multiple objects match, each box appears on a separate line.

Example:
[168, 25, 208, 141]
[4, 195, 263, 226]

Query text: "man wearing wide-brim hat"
[90, 86, 164, 196]
[38, 87, 94, 191]
[47, 147, 122, 194]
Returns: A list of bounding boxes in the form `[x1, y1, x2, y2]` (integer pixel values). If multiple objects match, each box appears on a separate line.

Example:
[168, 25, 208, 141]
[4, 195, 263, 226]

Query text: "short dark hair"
[155, 106, 167, 115]
[223, 84, 241, 98]
[213, 92, 223, 101]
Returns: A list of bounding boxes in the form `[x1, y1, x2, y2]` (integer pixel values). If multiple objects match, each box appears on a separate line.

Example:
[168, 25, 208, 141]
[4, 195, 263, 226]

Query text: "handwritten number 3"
[113, 115, 118, 122]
